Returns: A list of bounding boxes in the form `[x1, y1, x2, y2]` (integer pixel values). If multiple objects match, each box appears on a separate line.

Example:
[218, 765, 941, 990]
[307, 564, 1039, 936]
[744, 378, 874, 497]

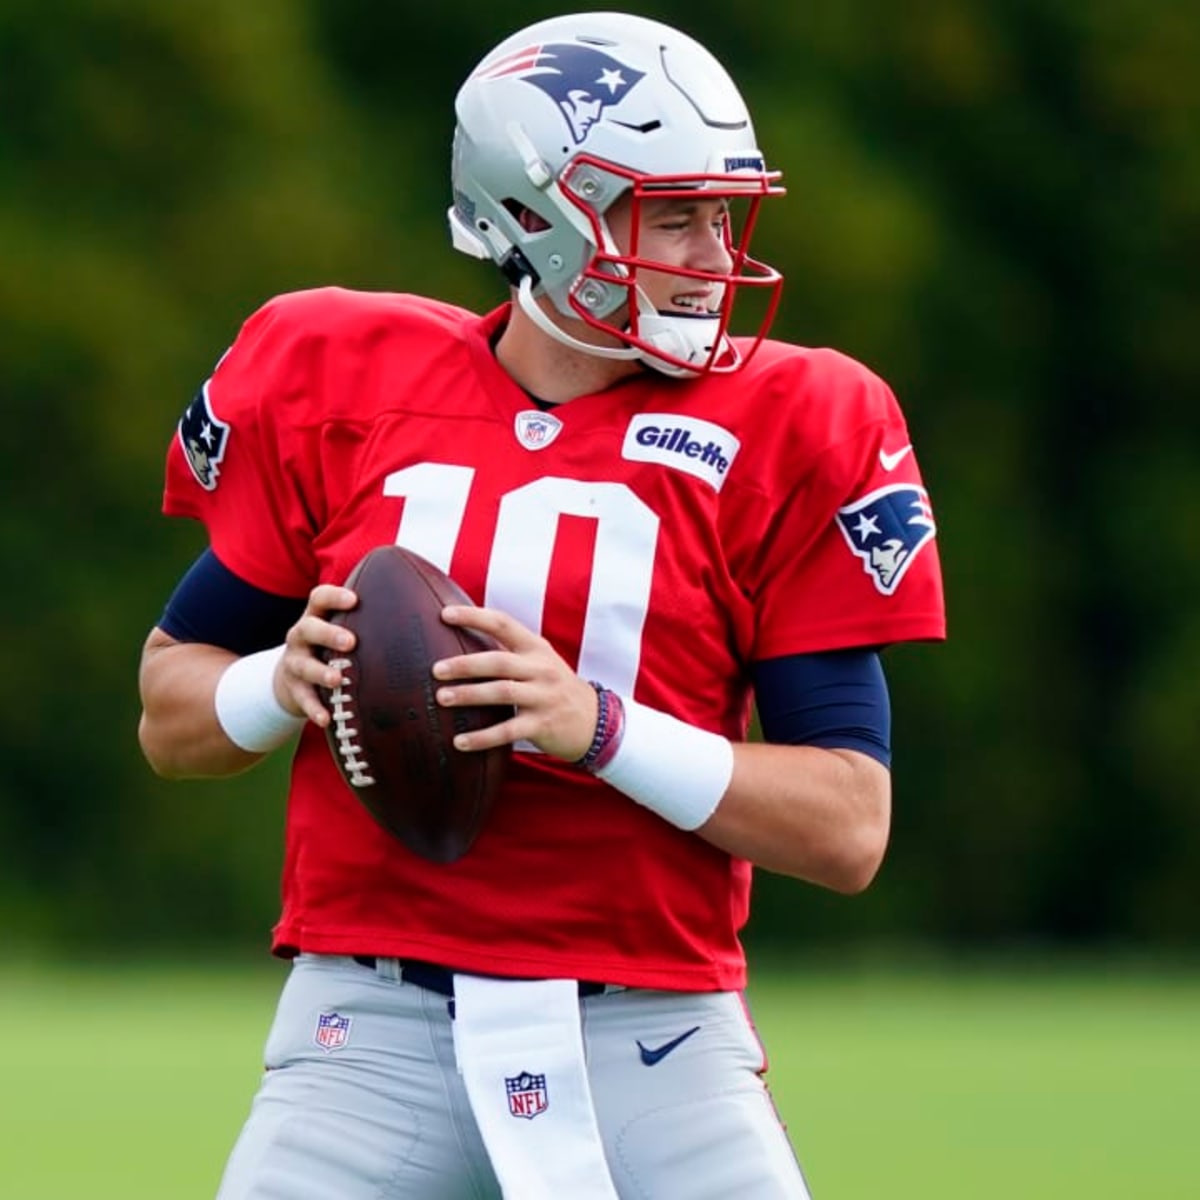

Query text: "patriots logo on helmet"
[836, 484, 936, 596]
[476, 43, 645, 144]
[178, 381, 229, 491]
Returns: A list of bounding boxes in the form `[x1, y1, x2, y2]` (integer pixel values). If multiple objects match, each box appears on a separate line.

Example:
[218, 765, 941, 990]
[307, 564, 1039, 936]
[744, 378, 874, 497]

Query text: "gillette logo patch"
[622, 415, 740, 491]
[634, 424, 735, 475]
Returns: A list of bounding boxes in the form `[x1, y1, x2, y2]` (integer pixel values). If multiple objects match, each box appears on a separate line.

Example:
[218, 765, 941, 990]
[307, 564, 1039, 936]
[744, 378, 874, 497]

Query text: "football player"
[138, 11, 945, 1198]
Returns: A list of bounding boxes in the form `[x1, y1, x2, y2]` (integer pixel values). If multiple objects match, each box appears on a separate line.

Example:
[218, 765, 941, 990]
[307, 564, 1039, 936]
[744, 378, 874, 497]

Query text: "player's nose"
[690, 224, 734, 274]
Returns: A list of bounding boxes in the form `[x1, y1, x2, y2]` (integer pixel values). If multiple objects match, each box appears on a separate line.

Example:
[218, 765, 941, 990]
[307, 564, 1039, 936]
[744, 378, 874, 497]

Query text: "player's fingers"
[440, 677, 597, 761]
[276, 645, 347, 726]
[431, 647, 538, 682]
[435, 677, 523, 710]
[450, 711, 527, 754]
[450, 709, 590, 760]
[291, 680, 335, 727]
[290, 612, 356, 656]
[308, 584, 358, 615]
[440, 604, 541, 650]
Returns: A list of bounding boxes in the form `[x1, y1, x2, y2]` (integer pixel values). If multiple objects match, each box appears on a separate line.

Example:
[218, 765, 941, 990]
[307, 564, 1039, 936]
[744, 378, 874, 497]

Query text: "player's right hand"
[278, 584, 358, 727]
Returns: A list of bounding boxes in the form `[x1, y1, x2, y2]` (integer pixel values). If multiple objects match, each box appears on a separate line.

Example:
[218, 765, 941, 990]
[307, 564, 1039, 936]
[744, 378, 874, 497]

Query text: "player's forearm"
[580, 690, 892, 890]
[698, 743, 892, 892]
[137, 633, 265, 779]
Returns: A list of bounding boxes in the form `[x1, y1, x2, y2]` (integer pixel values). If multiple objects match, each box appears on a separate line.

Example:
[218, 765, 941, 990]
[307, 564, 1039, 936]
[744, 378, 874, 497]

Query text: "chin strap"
[516, 277, 639, 363]
[516, 279, 737, 378]
[635, 311, 740, 378]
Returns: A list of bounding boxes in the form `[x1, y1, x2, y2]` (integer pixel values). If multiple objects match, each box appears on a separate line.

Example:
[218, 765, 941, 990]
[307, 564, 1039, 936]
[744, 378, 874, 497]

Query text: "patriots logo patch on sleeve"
[177, 381, 229, 491]
[836, 484, 936, 596]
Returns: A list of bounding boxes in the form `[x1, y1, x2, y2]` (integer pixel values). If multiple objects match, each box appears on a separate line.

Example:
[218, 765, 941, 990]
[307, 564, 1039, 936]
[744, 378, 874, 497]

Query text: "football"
[319, 544, 512, 863]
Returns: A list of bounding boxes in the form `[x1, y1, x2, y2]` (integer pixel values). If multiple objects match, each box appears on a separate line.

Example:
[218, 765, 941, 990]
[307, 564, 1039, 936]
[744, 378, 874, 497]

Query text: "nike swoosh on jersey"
[636, 1025, 701, 1066]
[879, 444, 913, 471]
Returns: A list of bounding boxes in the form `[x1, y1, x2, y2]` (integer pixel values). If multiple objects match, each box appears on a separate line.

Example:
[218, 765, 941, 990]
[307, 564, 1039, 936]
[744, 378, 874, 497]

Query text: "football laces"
[327, 658, 376, 788]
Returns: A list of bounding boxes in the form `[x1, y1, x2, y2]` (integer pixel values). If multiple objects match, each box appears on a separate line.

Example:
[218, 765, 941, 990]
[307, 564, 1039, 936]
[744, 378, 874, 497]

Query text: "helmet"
[449, 12, 784, 377]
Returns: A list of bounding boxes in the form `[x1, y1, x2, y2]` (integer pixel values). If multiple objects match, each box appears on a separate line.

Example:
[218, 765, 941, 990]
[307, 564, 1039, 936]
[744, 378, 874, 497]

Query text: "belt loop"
[373, 956, 403, 983]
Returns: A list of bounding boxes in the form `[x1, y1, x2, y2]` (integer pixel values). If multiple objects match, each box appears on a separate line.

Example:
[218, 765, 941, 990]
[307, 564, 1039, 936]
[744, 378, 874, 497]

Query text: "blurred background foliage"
[1, 0, 1196, 957]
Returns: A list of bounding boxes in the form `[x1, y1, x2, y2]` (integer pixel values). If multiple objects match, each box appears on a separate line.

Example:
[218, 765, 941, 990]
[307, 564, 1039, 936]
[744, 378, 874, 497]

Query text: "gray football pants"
[216, 953, 812, 1199]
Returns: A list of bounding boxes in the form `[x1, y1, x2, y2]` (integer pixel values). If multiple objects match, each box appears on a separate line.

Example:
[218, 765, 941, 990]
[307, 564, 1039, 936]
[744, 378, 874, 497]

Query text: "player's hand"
[277, 584, 358, 727]
[433, 605, 599, 762]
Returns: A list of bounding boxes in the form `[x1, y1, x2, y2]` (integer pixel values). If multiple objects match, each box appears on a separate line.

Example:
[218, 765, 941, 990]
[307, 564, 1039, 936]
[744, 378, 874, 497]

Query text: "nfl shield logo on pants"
[314, 1010, 352, 1053]
[505, 1071, 549, 1119]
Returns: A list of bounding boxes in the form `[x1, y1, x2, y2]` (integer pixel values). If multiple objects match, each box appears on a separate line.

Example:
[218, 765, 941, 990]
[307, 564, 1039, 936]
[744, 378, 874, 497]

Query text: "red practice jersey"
[163, 288, 946, 991]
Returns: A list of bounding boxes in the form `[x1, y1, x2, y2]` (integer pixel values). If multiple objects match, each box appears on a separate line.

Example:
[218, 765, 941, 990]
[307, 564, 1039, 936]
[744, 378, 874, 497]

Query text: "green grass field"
[1, 959, 1197, 1198]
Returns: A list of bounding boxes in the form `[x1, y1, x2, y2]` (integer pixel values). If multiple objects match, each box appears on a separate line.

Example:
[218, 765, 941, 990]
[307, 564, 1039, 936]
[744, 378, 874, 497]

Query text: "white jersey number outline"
[383, 464, 659, 697]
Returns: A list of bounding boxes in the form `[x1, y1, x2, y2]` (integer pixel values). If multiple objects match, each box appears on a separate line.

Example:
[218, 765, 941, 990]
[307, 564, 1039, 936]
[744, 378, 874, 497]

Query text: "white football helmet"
[449, 12, 784, 377]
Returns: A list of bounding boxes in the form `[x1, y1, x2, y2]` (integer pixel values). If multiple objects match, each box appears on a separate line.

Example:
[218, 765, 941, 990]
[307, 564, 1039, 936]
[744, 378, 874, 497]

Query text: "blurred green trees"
[2, 0, 1196, 952]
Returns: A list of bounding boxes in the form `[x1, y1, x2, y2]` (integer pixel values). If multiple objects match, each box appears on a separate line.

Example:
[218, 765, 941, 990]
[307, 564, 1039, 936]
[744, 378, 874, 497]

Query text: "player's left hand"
[433, 605, 598, 762]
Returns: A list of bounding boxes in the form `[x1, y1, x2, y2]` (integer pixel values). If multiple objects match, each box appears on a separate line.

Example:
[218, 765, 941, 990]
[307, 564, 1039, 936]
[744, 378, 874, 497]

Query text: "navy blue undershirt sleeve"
[158, 548, 307, 657]
[751, 649, 892, 767]
[159, 552, 892, 762]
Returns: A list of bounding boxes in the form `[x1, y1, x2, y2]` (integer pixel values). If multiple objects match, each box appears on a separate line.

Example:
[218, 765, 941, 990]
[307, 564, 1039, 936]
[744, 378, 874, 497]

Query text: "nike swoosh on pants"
[636, 1025, 701, 1066]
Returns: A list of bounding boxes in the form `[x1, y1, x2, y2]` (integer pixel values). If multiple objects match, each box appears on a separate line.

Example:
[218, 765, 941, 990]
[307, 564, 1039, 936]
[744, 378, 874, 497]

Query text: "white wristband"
[594, 697, 734, 831]
[214, 645, 305, 754]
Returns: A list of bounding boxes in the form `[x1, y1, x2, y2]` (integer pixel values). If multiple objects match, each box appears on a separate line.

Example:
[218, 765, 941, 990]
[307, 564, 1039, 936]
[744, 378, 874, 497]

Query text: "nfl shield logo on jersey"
[505, 1070, 549, 1119]
[514, 410, 563, 451]
[314, 1011, 352, 1053]
[836, 484, 936, 596]
[178, 381, 230, 491]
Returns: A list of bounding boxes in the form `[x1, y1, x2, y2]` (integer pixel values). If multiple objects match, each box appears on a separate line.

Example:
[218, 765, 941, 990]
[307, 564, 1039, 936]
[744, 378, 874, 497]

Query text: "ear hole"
[502, 199, 552, 233]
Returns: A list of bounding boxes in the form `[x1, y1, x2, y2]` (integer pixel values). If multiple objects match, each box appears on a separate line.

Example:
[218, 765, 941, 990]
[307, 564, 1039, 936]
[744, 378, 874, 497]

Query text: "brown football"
[318, 545, 512, 863]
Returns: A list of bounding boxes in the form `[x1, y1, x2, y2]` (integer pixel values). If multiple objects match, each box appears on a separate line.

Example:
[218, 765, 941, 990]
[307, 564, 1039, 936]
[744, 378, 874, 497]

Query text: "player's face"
[605, 194, 734, 317]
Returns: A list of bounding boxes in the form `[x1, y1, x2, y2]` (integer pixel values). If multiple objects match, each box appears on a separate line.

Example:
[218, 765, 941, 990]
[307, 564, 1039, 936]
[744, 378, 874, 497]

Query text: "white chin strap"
[516, 278, 638, 364]
[635, 311, 740, 378]
[516, 278, 736, 379]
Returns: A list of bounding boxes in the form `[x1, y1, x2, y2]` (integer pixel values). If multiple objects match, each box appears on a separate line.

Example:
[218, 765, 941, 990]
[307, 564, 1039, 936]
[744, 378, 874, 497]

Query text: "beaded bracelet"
[589, 690, 626, 772]
[575, 681, 627, 772]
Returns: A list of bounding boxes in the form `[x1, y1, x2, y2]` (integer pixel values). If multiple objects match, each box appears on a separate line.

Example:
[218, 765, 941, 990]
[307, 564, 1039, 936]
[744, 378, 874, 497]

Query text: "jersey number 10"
[384, 462, 660, 698]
